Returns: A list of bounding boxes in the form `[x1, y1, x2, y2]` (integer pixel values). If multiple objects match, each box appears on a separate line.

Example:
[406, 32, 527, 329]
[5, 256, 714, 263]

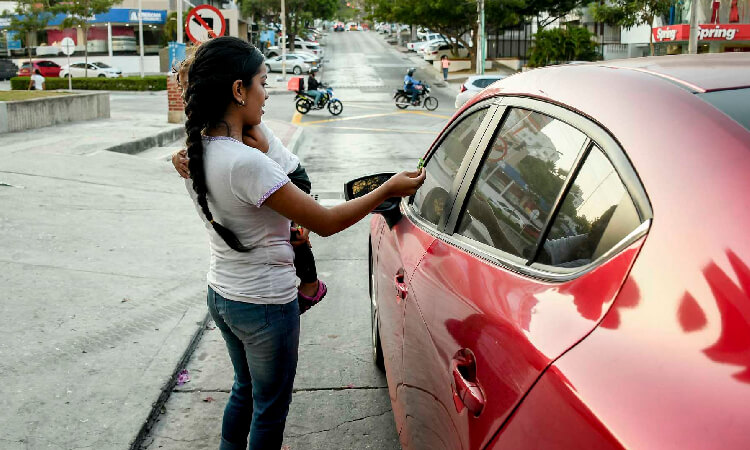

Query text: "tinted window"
[413, 108, 489, 226]
[697, 88, 750, 131]
[456, 108, 586, 259]
[536, 146, 640, 268]
[473, 78, 501, 89]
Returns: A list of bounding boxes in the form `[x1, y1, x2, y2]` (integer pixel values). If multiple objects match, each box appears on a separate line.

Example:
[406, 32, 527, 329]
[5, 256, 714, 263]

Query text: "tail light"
[460, 84, 467, 93]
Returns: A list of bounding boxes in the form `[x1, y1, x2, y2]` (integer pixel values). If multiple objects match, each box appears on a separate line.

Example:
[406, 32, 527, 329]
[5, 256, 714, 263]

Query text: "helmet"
[407, 68, 415, 76]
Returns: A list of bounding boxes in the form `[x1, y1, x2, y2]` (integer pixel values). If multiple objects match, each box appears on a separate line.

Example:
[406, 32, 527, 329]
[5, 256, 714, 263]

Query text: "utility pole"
[476, 0, 485, 74]
[177, 0, 183, 44]
[138, 0, 145, 77]
[688, 0, 698, 54]
[280, 0, 287, 80]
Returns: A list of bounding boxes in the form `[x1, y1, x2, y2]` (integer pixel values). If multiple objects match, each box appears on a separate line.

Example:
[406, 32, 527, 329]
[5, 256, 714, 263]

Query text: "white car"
[409, 36, 448, 52]
[293, 50, 322, 67]
[60, 61, 122, 78]
[264, 53, 313, 74]
[423, 42, 469, 61]
[454, 74, 506, 108]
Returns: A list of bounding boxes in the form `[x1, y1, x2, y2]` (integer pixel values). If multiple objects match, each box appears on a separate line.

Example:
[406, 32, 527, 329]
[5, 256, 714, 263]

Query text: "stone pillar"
[167, 74, 186, 124]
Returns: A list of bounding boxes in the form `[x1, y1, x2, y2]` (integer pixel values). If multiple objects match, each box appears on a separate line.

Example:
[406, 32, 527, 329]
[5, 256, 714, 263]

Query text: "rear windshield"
[696, 88, 750, 131]
[473, 78, 501, 88]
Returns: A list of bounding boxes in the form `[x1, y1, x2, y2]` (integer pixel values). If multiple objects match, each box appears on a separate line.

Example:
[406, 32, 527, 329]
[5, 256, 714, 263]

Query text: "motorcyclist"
[306, 68, 323, 108]
[403, 68, 422, 105]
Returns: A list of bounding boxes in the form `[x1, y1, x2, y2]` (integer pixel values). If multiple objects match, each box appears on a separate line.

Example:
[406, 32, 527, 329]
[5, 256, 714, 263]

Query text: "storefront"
[653, 23, 750, 54]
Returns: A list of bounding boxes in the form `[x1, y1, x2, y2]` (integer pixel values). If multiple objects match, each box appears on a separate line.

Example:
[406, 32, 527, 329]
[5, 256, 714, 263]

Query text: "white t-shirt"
[186, 136, 296, 304]
[31, 74, 45, 90]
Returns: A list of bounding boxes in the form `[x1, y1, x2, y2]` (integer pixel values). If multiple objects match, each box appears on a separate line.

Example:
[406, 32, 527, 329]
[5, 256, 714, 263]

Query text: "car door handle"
[451, 349, 485, 416]
[394, 269, 407, 302]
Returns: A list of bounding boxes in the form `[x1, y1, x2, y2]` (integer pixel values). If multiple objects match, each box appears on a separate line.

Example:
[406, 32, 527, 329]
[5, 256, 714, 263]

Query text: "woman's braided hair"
[184, 37, 265, 252]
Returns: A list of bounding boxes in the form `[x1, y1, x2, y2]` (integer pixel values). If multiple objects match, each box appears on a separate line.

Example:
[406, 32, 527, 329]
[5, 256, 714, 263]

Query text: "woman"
[184, 37, 425, 450]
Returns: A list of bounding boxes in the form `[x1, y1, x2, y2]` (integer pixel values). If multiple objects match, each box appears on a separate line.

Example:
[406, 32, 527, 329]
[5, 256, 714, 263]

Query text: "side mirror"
[344, 172, 403, 228]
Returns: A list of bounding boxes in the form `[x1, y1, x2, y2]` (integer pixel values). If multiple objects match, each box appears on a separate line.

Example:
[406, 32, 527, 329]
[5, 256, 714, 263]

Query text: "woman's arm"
[265, 169, 426, 237]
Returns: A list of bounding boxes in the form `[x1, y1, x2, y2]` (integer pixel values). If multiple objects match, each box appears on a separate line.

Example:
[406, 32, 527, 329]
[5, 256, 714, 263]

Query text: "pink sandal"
[298, 280, 327, 315]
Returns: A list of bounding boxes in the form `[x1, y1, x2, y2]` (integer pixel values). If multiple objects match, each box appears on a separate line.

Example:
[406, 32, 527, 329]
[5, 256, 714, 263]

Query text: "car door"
[374, 102, 496, 435]
[400, 99, 652, 449]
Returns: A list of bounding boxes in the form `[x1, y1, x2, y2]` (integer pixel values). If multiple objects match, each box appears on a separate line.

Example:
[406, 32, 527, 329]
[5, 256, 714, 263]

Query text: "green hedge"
[10, 76, 167, 91]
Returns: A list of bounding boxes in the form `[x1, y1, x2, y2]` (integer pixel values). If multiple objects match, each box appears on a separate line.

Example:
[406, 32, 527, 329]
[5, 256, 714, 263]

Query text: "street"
[0, 30, 457, 449]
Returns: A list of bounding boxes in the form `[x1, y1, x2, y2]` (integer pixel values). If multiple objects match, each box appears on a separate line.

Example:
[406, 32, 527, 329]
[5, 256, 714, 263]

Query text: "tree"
[527, 25, 598, 67]
[52, 0, 121, 77]
[1, 0, 53, 80]
[162, 8, 194, 47]
[591, 0, 673, 55]
[241, 0, 337, 52]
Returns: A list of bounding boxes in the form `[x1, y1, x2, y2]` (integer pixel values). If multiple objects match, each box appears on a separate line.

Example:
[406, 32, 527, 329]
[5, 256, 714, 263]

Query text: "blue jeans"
[405, 85, 419, 102]
[207, 287, 300, 450]
[306, 90, 322, 106]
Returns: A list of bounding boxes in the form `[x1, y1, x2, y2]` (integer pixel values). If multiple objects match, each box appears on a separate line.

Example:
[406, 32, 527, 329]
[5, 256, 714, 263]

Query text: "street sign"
[185, 5, 226, 45]
[60, 37, 75, 56]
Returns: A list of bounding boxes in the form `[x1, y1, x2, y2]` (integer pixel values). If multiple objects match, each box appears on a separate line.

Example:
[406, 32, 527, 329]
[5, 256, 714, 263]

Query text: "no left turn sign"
[186, 5, 226, 44]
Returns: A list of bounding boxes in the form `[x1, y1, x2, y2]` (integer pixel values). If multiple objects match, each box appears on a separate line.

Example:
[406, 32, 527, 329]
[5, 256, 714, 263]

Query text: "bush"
[10, 76, 167, 91]
[528, 26, 599, 68]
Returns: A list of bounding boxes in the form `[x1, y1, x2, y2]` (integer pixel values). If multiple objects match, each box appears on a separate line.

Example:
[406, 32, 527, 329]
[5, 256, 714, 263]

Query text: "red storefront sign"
[653, 24, 750, 42]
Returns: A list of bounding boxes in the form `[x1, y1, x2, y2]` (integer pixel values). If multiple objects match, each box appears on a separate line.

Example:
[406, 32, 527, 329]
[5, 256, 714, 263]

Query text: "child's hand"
[291, 225, 311, 248]
[243, 126, 270, 153]
[172, 149, 190, 179]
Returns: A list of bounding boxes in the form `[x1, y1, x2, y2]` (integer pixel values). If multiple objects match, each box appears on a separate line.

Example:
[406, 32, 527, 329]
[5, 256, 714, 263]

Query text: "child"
[173, 56, 326, 313]
[441, 55, 450, 81]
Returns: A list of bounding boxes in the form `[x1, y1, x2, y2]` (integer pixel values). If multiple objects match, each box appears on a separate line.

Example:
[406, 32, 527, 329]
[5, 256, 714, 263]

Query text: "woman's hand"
[172, 149, 190, 179]
[383, 169, 426, 197]
[243, 126, 270, 153]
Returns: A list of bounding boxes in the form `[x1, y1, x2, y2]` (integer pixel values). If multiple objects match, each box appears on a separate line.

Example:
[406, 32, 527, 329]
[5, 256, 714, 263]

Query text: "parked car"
[264, 53, 313, 74]
[60, 61, 122, 78]
[423, 42, 469, 61]
[333, 23, 345, 32]
[293, 50, 322, 66]
[18, 60, 61, 77]
[408, 35, 448, 52]
[293, 40, 323, 58]
[454, 74, 506, 108]
[35, 44, 61, 56]
[352, 53, 750, 450]
[0, 59, 19, 80]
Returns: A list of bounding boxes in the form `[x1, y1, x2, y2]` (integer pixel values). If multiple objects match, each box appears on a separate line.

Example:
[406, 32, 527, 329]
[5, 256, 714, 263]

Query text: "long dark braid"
[184, 37, 265, 252]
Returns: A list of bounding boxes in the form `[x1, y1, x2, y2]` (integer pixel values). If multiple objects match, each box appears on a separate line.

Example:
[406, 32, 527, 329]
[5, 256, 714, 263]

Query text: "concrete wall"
[0, 92, 110, 134]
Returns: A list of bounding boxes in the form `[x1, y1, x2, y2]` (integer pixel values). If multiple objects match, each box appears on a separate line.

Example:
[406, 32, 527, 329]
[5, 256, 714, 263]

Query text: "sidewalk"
[0, 90, 305, 449]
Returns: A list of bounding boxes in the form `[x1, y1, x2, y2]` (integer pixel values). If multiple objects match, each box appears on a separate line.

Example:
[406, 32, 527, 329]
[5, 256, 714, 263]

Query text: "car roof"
[588, 53, 750, 92]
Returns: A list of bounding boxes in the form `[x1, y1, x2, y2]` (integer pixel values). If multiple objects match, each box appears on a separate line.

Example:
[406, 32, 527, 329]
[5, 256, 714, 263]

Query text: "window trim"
[438, 95, 652, 282]
[405, 100, 503, 234]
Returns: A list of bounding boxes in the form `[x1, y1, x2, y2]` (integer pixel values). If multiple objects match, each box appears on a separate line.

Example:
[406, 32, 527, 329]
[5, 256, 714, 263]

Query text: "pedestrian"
[441, 55, 450, 81]
[174, 55, 328, 311]
[29, 69, 45, 91]
[181, 36, 425, 450]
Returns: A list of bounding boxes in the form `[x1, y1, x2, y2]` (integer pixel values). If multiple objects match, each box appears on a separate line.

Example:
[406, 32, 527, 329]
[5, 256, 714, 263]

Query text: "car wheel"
[98, 74, 106, 78]
[293, 65, 302, 75]
[327, 99, 343, 116]
[424, 96, 439, 111]
[369, 244, 385, 371]
[295, 98, 311, 114]
[265, 64, 272, 73]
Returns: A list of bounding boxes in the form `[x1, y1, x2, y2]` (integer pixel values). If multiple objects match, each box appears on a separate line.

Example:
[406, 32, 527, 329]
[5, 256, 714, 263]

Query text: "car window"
[412, 108, 490, 226]
[94, 62, 110, 68]
[535, 145, 641, 268]
[696, 88, 750, 131]
[87, 64, 97, 69]
[455, 108, 586, 259]
[473, 78, 500, 89]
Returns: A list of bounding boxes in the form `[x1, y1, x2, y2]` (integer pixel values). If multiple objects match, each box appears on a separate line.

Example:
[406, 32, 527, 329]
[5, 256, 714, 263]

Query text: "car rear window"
[473, 78, 501, 89]
[696, 88, 750, 131]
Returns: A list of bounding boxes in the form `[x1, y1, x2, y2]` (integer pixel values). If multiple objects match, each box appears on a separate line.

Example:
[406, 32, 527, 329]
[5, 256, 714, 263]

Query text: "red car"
[351, 53, 750, 449]
[18, 60, 61, 78]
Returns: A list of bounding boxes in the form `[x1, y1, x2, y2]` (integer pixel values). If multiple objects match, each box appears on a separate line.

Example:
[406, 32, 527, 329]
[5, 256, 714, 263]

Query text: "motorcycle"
[295, 84, 343, 116]
[393, 82, 439, 111]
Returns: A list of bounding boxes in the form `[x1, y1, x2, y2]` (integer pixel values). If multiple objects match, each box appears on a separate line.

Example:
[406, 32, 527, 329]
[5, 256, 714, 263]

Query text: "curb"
[106, 125, 185, 155]
[287, 126, 305, 156]
[129, 313, 211, 450]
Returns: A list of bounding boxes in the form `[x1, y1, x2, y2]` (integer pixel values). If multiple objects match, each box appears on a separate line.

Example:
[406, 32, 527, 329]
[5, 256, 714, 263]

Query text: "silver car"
[264, 54, 314, 74]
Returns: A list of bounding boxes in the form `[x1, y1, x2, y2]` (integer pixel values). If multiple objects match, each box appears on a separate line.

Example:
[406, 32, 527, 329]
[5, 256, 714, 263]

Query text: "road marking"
[409, 111, 452, 119]
[292, 112, 302, 125]
[297, 110, 447, 126]
[306, 125, 438, 134]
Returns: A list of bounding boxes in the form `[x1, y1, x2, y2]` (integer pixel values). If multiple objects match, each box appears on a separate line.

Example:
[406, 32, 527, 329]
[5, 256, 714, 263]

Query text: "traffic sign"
[60, 37, 76, 56]
[186, 5, 226, 44]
